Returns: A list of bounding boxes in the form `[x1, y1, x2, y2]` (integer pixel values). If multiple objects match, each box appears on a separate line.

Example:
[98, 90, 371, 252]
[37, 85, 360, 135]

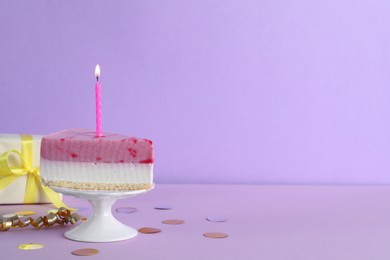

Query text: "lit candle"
[95, 64, 102, 137]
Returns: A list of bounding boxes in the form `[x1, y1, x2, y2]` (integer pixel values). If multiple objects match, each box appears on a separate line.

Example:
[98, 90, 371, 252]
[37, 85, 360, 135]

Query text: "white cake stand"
[50, 185, 154, 243]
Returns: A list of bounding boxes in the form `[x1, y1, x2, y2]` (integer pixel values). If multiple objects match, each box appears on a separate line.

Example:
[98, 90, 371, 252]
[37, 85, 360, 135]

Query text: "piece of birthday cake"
[40, 129, 154, 190]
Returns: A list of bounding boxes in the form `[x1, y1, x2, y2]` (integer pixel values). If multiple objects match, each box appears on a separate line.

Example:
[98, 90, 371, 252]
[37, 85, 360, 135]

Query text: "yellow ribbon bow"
[0, 134, 72, 210]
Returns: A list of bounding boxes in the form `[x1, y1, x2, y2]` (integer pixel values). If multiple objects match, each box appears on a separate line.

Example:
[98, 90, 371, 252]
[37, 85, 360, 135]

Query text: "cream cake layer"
[40, 159, 153, 190]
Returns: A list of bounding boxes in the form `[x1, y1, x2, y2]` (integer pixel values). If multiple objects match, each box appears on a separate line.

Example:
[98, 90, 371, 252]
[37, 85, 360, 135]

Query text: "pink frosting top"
[41, 129, 154, 163]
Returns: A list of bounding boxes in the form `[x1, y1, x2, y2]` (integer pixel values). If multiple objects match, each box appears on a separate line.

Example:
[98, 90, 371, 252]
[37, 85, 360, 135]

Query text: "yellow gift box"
[0, 134, 69, 208]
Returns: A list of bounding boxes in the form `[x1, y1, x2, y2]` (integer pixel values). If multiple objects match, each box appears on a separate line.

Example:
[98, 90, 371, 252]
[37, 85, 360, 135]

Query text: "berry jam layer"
[41, 129, 154, 163]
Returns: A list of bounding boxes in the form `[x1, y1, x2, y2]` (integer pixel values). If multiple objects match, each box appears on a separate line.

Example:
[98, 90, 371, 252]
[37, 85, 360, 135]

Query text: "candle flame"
[95, 64, 101, 79]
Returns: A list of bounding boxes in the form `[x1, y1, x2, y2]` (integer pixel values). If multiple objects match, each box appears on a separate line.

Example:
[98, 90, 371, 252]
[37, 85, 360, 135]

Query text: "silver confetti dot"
[154, 205, 174, 210]
[207, 216, 227, 222]
[116, 207, 137, 213]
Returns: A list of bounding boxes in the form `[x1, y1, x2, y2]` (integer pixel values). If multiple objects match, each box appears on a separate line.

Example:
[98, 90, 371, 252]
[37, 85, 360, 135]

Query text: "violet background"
[1, 0, 389, 185]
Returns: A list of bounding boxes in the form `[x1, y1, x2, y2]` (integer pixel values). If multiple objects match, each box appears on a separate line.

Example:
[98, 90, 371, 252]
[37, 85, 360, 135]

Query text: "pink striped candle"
[95, 64, 103, 137]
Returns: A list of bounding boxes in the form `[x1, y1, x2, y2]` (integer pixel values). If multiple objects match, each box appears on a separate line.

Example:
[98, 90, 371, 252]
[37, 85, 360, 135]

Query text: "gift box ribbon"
[0, 134, 73, 210]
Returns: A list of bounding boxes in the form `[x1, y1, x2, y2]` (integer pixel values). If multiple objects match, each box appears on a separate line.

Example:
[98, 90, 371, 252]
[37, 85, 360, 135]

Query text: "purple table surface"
[2, 184, 390, 260]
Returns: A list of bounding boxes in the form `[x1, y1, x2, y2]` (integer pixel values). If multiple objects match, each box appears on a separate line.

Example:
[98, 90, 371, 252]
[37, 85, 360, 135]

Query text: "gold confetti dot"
[15, 211, 35, 216]
[203, 232, 229, 239]
[138, 227, 161, 234]
[162, 219, 185, 225]
[71, 248, 99, 256]
[18, 243, 44, 250]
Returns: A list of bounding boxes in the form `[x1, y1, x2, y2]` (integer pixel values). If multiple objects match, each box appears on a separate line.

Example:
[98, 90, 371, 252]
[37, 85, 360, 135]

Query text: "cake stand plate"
[50, 185, 153, 243]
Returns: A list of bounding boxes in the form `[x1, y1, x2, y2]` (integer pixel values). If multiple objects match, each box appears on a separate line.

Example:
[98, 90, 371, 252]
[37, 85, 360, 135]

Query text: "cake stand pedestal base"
[51, 186, 153, 243]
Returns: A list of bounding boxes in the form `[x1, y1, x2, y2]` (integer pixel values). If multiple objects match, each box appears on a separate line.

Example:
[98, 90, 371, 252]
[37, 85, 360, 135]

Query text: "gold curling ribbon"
[0, 134, 74, 210]
[0, 207, 83, 231]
